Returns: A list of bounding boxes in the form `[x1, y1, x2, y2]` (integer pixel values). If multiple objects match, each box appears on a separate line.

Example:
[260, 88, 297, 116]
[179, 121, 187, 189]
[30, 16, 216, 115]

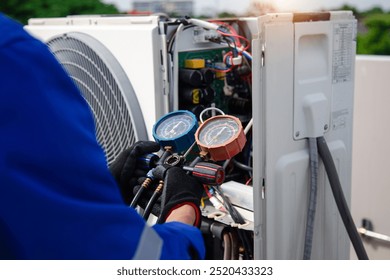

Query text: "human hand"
[157, 167, 203, 227]
[109, 141, 160, 204]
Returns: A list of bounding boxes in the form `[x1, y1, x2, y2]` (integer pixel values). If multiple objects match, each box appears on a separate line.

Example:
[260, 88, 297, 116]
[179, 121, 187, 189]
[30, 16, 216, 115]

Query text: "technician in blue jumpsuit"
[0, 13, 205, 260]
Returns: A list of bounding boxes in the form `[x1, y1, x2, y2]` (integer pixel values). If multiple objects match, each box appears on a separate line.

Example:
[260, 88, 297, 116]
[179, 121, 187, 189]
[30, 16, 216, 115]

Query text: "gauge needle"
[169, 121, 183, 135]
[207, 127, 226, 145]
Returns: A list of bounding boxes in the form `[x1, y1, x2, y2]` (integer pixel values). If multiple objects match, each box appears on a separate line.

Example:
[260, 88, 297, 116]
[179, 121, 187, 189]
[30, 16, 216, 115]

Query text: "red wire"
[223, 51, 233, 64]
[217, 30, 250, 51]
[209, 20, 242, 47]
[245, 177, 252, 185]
[212, 65, 235, 73]
[204, 185, 213, 198]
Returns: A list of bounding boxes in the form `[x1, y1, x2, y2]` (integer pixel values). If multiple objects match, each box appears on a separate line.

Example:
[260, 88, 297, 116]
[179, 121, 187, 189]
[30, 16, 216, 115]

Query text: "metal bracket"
[358, 219, 390, 244]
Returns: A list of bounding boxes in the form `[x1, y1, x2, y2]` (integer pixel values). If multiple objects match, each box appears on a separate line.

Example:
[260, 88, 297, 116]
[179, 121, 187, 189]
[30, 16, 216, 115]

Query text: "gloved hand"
[157, 166, 203, 227]
[109, 141, 160, 204]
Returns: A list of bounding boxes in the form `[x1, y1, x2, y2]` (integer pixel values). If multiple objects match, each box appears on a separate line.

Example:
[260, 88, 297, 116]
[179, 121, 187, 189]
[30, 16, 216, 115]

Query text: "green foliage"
[217, 12, 237, 18]
[0, 0, 119, 24]
[357, 13, 390, 55]
[337, 4, 362, 19]
[361, 6, 385, 17]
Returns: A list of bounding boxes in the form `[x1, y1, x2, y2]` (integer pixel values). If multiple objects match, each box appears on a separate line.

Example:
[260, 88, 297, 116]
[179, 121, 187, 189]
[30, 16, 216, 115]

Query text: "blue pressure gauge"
[152, 110, 198, 153]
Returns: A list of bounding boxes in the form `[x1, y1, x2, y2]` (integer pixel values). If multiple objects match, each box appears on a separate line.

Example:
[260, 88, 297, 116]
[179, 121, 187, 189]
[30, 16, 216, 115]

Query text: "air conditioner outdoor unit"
[25, 11, 357, 260]
[26, 15, 166, 164]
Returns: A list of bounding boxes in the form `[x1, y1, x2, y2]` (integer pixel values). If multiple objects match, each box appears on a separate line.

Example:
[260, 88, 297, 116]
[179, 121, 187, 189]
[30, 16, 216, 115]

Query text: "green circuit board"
[178, 48, 230, 113]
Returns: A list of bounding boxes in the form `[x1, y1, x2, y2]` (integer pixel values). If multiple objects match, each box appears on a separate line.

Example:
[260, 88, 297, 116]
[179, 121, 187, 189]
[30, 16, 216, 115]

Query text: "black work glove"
[157, 166, 203, 227]
[109, 141, 160, 204]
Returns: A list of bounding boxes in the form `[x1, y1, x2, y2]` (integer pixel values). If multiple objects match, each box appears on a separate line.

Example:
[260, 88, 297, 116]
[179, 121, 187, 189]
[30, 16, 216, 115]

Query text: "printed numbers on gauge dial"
[195, 115, 246, 161]
[155, 112, 195, 140]
[198, 118, 240, 147]
[152, 110, 198, 153]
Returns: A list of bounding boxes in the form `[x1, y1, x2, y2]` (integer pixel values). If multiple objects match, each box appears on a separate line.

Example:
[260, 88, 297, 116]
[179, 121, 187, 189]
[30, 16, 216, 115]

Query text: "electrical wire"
[316, 136, 369, 260]
[212, 185, 253, 259]
[199, 107, 225, 123]
[242, 51, 252, 61]
[232, 158, 253, 172]
[223, 118, 253, 170]
[245, 177, 252, 185]
[210, 64, 235, 73]
[208, 20, 243, 48]
[303, 137, 319, 260]
[172, 23, 185, 110]
[216, 30, 250, 51]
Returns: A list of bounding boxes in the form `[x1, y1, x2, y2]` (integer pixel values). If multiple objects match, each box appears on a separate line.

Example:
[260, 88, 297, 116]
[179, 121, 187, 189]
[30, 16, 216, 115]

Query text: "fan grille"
[46, 32, 147, 165]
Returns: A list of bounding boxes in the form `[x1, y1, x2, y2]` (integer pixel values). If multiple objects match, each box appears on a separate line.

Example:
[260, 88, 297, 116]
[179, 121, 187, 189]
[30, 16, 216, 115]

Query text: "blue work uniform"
[0, 13, 205, 260]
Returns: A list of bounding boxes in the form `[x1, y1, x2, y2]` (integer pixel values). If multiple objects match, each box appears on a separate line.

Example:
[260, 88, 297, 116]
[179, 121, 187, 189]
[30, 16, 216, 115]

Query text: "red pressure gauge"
[195, 115, 246, 161]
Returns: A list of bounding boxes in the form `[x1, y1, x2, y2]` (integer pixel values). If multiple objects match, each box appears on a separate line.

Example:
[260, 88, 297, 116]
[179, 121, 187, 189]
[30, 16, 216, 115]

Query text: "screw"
[324, 124, 329, 130]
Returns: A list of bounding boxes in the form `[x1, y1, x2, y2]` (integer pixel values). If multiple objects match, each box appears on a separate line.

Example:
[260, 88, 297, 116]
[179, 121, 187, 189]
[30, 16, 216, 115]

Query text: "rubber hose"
[213, 186, 253, 259]
[232, 158, 253, 172]
[130, 187, 146, 208]
[142, 191, 161, 221]
[317, 136, 368, 260]
[229, 232, 240, 260]
[223, 232, 232, 260]
[303, 137, 319, 260]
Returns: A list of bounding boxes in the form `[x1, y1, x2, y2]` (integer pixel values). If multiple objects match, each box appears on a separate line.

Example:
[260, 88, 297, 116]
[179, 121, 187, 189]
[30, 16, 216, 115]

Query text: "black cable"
[232, 158, 253, 172]
[213, 186, 243, 223]
[143, 189, 162, 221]
[130, 186, 146, 208]
[303, 138, 319, 259]
[317, 136, 369, 260]
[212, 186, 253, 259]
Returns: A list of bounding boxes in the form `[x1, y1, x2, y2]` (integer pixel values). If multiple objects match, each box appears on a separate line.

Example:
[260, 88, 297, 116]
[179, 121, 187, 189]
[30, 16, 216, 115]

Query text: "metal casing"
[25, 15, 165, 143]
[195, 115, 246, 161]
[252, 11, 357, 259]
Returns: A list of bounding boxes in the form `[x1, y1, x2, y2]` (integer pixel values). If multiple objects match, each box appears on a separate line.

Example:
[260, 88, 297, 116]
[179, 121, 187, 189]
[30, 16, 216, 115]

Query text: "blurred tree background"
[1, 0, 389, 55]
[357, 11, 390, 54]
[335, 5, 390, 54]
[223, 3, 390, 55]
[0, 0, 119, 24]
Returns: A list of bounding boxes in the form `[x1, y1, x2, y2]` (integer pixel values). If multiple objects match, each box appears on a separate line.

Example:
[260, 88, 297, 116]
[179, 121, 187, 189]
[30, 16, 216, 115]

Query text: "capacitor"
[228, 97, 251, 114]
[184, 58, 206, 69]
[179, 68, 203, 87]
[179, 86, 202, 105]
[202, 87, 216, 103]
[200, 68, 215, 86]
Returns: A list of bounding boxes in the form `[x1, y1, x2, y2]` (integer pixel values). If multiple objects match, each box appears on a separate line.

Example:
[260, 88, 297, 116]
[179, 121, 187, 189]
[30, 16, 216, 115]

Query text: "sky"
[103, 0, 390, 15]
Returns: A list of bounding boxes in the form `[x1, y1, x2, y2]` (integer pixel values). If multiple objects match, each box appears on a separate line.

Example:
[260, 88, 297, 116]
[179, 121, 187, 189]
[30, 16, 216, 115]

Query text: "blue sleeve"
[0, 13, 205, 260]
[153, 222, 205, 259]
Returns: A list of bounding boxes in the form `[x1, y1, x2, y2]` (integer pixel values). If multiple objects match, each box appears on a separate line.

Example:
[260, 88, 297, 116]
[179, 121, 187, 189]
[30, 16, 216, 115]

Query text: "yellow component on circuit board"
[192, 88, 200, 104]
[184, 58, 205, 69]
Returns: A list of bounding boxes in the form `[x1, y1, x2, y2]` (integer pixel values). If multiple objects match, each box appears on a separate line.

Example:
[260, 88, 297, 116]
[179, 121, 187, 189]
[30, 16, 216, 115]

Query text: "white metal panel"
[293, 21, 332, 140]
[25, 16, 164, 139]
[252, 12, 356, 259]
[352, 55, 390, 259]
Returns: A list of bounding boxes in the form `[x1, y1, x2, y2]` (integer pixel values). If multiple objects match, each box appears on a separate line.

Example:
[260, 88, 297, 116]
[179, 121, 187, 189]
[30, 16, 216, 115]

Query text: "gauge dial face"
[155, 112, 195, 140]
[198, 117, 240, 147]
